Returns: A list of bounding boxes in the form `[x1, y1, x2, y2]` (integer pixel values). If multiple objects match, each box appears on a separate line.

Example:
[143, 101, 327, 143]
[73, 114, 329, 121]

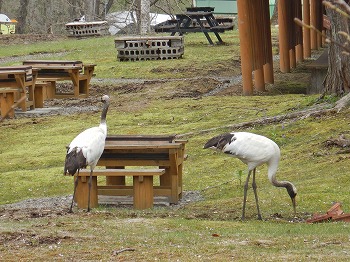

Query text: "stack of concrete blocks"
[114, 36, 184, 61]
[65, 21, 109, 37]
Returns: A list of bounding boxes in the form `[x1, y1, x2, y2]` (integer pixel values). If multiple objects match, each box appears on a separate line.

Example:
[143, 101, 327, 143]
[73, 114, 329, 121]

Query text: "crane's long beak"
[291, 197, 296, 216]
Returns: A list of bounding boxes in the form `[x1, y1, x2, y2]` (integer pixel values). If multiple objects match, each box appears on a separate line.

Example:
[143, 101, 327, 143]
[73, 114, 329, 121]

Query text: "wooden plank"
[78, 168, 165, 176]
[98, 159, 171, 167]
[106, 134, 176, 142]
[23, 60, 83, 66]
[103, 143, 182, 150]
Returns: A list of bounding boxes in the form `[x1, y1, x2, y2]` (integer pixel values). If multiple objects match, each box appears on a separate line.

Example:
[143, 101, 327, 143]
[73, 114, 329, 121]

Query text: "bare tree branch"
[294, 18, 350, 53]
[325, 0, 350, 17]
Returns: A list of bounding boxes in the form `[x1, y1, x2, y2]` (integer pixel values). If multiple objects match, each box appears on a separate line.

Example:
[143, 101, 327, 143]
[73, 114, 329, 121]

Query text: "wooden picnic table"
[0, 65, 37, 118]
[23, 60, 96, 98]
[73, 135, 187, 209]
[154, 7, 233, 45]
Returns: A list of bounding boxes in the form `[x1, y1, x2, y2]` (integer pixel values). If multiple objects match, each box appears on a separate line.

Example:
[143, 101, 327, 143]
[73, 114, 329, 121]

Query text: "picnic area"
[1, 27, 350, 261]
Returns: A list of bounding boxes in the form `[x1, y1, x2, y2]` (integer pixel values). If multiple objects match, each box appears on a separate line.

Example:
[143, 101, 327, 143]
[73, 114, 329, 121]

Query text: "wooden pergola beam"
[237, 0, 254, 95]
[237, 0, 324, 95]
[237, 0, 274, 95]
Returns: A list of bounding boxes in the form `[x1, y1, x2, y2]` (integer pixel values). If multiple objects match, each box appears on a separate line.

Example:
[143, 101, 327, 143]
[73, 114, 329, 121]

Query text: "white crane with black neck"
[64, 95, 110, 212]
[204, 132, 297, 220]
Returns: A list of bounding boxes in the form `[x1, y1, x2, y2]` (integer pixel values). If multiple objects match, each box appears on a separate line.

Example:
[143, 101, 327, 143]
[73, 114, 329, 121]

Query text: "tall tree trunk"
[17, 0, 29, 34]
[69, 0, 78, 19]
[105, 0, 115, 17]
[271, 0, 278, 25]
[95, 0, 100, 19]
[85, 0, 95, 21]
[323, 4, 350, 95]
[137, 0, 150, 35]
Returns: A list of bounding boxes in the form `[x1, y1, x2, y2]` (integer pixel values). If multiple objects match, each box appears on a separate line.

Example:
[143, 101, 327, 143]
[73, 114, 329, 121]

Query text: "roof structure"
[0, 14, 17, 23]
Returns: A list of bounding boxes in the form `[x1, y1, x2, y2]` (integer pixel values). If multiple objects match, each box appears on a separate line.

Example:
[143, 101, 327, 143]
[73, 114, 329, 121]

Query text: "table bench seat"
[75, 168, 165, 209]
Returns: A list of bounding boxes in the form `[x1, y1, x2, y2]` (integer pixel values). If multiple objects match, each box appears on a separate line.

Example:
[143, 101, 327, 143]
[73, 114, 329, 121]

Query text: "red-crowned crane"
[64, 95, 110, 212]
[204, 132, 297, 220]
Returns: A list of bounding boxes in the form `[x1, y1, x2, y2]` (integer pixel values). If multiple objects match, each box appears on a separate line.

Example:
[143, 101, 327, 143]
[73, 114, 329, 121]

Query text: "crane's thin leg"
[69, 175, 79, 213]
[252, 168, 262, 220]
[242, 170, 252, 220]
[87, 169, 93, 212]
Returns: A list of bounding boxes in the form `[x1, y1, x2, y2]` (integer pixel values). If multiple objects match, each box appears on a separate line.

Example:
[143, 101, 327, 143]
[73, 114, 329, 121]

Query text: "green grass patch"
[1, 31, 350, 261]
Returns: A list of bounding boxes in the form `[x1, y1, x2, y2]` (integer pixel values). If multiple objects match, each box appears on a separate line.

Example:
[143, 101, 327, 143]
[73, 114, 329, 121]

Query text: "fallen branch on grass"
[112, 248, 136, 256]
[176, 107, 336, 138]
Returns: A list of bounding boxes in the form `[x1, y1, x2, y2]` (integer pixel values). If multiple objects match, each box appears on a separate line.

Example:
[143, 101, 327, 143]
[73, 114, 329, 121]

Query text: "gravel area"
[0, 191, 204, 219]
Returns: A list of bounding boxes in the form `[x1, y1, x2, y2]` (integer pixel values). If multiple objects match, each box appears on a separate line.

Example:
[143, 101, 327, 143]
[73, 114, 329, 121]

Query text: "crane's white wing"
[223, 132, 280, 168]
[67, 126, 107, 166]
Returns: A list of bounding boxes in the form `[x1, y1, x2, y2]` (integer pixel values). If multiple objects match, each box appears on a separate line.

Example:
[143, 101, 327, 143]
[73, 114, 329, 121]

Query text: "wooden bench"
[0, 66, 36, 113]
[76, 168, 165, 209]
[0, 88, 18, 118]
[23, 60, 96, 99]
[306, 49, 328, 94]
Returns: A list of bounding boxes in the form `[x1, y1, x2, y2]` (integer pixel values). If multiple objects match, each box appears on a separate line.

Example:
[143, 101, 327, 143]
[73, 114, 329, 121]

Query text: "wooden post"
[168, 149, 179, 204]
[316, 0, 323, 49]
[254, 68, 265, 92]
[278, 0, 290, 73]
[262, 0, 274, 84]
[295, 0, 304, 63]
[310, 0, 318, 50]
[34, 84, 44, 108]
[237, 0, 254, 95]
[75, 176, 98, 209]
[289, 49, 296, 69]
[133, 176, 154, 209]
[0, 91, 15, 118]
[263, 63, 274, 84]
[303, 0, 311, 58]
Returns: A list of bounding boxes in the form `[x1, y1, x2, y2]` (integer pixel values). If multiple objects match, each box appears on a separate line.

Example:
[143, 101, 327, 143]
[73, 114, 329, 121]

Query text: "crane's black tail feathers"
[64, 147, 87, 175]
[203, 133, 234, 150]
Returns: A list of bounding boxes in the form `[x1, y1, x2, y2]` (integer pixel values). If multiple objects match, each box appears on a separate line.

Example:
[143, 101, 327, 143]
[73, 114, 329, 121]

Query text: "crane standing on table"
[64, 95, 110, 212]
[204, 132, 297, 220]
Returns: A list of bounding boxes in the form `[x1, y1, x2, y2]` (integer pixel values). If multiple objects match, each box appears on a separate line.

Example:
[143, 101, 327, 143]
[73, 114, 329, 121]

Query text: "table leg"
[133, 176, 154, 209]
[75, 176, 98, 209]
[106, 166, 126, 186]
[196, 19, 214, 45]
[0, 92, 15, 118]
[205, 14, 224, 44]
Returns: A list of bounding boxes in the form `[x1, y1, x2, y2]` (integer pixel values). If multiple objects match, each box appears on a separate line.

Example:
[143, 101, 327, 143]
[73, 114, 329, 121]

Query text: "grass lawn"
[1, 30, 350, 261]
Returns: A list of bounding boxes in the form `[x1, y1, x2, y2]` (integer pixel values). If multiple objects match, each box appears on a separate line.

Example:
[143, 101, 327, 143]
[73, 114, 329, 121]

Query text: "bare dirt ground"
[1, 34, 316, 119]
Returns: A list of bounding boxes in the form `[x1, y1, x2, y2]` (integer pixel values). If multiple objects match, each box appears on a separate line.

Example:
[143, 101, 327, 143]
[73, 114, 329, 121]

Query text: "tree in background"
[0, 0, 189, 34]
[323, 0, 350, 96]
[137, 0, 151, 35]
[17, 0, 29, 34]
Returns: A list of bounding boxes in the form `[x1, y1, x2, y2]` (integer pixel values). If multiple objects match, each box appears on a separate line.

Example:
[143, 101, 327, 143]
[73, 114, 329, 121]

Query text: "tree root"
[177, 106, 337, 138]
